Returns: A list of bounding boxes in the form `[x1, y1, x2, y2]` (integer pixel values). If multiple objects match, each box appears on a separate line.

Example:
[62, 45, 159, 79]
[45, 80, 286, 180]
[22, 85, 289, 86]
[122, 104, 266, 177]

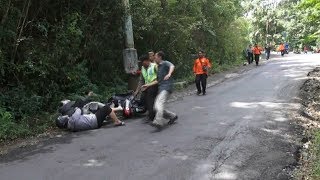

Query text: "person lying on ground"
[56, 101, 125, 132]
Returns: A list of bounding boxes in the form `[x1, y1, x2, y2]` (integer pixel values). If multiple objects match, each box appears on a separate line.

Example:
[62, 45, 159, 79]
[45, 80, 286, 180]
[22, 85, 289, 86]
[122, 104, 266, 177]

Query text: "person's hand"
[164, 74, 171, 80]
[141, 84, 148, 91]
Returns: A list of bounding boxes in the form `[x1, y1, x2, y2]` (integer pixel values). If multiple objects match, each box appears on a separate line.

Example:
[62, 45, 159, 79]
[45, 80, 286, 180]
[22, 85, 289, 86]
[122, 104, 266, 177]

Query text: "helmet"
[123, 99, 133, 118]
[56, 115, 69, 129]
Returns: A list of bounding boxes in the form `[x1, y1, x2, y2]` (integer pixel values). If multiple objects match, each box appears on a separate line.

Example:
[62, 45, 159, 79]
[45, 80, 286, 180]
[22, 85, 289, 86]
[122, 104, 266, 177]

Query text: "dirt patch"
[294, 67, 320, 179]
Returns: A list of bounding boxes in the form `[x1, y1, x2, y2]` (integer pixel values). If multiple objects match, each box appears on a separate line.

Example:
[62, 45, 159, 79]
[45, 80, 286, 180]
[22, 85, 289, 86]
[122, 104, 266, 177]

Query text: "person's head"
[249, 44, 252, 48]
[198, 50, 205, 58]
[148, 51, 155, 62]
[139, 54, 151, 68]
[85, 90, 94, 96]
[254, 43, 258, 47]
[58, 100, 75, 116]
[155, 51, 165, 64]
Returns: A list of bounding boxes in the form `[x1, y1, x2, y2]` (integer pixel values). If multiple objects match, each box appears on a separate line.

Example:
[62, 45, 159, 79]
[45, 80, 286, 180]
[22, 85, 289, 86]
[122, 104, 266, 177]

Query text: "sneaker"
[202, 92, 206, 96]
[168, 115, 178, 125]
[151, 122, 163, 130]
[197, 91, 201, 95]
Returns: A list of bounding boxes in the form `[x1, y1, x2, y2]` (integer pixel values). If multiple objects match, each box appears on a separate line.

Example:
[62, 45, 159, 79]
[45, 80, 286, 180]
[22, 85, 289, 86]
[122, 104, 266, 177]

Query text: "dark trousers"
[143, 85, 158, 120]
[195, 74, 208, 93]
[248, 52, 254, 64]
[266, 51, 270, 60]
[254, 54, 260, 65]
[95, 105, 112, 128]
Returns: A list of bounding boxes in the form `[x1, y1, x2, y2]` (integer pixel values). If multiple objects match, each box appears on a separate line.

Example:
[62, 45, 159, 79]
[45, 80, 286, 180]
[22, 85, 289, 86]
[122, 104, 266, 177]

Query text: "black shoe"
[202, 92, 206, 95]
[142, 118, 152, 124]
[168, 115, 178, 125]
[197, 91, 201, 95]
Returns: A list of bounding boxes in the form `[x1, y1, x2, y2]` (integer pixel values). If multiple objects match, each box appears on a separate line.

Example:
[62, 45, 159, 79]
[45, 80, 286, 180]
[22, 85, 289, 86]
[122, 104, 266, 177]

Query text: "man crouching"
[56, 101, 125, 132]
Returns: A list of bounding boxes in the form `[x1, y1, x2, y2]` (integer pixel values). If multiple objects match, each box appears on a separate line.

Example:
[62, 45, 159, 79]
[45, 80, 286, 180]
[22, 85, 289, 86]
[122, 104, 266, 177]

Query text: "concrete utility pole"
[122, 0, 139, 90]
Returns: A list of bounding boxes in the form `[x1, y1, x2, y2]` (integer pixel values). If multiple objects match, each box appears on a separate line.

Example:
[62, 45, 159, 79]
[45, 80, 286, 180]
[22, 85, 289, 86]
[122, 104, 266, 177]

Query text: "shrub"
[0, 108, 30, 142]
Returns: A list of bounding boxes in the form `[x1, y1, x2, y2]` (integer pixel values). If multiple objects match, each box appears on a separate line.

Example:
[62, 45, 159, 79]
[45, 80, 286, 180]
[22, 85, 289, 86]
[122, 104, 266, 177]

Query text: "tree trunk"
[160, 0, 167, 10]
[1, 0, 12, 25]
[11, 0, 31, 64]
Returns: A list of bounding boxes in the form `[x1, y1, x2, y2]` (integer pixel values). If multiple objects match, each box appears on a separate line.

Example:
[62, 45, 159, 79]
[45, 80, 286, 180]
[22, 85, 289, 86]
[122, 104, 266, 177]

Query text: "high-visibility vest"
[141, 63, 157, 84]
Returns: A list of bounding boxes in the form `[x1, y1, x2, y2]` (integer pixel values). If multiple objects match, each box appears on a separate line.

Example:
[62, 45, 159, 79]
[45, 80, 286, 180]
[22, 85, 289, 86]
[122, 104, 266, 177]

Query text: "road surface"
[1, 53, 319, 180]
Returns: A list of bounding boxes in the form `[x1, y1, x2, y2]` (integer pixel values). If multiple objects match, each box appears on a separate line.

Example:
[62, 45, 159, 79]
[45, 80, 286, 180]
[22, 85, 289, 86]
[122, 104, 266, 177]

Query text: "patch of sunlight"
[214, 171, 237, 180]
[151, 140, 159, 144]
[293, 77, 310, 81]
[261, 128, 280, 134]
[230, 102, 258, 108]
[192, 106, 206, 110]
[243, 115, 253, 120]
[284, 74, 301, 78]
[274, 116, 287, 122]
[82, 159, 104, 167]
[191, 163, 215, 180]
[230, 101, 299, 109]
[230, 102, 279, 108]
[280, 63, 314, 68]
[213, 165, 237, 180]
[266, 120, 275, 124]
[172, 153, 188, 160]
[225, 73, 239, 78]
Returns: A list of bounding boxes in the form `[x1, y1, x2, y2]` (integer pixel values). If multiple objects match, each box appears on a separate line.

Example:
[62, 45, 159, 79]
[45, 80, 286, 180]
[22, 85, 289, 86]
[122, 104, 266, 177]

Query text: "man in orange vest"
[193, 50, 212, 95]
[252, 44, 262, 66]
[279, 43, 285, 56]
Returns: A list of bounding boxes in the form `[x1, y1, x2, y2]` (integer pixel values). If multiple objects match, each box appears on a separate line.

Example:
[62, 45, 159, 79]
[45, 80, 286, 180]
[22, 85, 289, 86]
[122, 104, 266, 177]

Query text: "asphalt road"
[1, 53, 320, 180]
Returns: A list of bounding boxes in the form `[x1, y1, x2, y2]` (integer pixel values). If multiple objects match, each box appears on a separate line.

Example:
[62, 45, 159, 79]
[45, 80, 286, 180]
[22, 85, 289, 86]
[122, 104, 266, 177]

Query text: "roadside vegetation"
[297, 67, 320, 179]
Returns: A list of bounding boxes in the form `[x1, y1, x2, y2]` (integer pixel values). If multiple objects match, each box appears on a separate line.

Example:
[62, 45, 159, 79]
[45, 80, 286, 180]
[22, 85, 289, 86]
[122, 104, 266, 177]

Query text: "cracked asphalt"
[0, 53, 320, 180]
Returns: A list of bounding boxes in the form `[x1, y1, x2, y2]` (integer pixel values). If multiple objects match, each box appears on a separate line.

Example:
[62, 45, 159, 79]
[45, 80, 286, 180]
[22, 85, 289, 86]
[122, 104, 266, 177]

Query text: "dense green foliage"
[247, 0, 320, 50]
[0, 0, 127, 141]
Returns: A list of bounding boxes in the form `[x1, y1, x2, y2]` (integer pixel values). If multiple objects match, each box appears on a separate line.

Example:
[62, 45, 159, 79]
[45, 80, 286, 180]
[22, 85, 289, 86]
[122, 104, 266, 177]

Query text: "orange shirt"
[252, 47, 262, 55]
[279, 44, 285, 51]
[193, 58, 212, 74]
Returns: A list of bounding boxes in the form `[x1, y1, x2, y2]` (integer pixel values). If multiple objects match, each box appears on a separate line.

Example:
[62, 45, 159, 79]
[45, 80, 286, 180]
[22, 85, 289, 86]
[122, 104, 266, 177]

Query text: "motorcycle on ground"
[107, 91, 146, 118]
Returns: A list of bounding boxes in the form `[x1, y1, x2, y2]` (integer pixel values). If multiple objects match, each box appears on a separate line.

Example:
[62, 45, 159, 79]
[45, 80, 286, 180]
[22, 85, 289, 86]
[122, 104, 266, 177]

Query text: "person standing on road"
[285, 42, 289, 54]
[151, 51, 178, 130]
[193, 50, 212, 95]
[304, 45, 308, 54]
[247, 45, 254, 64]
[264, 43, 271, 60]
[252, 44, 262, 66]
[279, 43, 285, 56]
[134, 54, 158, 123]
